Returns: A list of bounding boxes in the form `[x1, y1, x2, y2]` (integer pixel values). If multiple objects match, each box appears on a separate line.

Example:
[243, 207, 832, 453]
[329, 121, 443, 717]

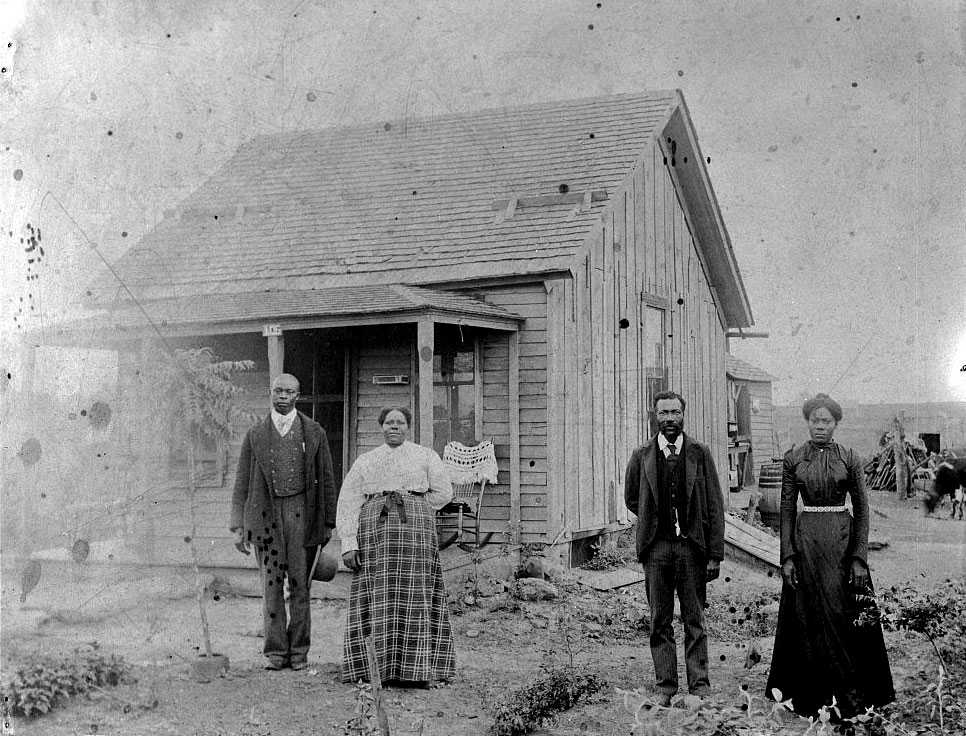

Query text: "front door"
[285, 329, 347, 481]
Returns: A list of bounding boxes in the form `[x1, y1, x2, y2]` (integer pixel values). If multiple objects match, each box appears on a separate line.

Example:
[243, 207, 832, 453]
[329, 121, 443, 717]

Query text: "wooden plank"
[651, 145, 665, 297]
[604, 209, 617, 524]
[562, 278, 579, 538]
[267, 334, 285, 382]
[474, 339, 484, 442]
[508, 331, 521, 545]
[546, 279, 566, 540]
[417, 318, 434, 447]
[590, 228, 605, 527]
[490, 190, 609, 210]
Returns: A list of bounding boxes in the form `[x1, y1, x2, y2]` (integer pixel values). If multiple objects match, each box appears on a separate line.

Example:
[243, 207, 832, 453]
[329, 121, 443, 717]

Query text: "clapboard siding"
[351, 326, 416, 458]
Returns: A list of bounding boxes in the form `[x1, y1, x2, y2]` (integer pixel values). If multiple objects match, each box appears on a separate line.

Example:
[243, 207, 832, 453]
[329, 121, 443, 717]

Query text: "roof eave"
[663, 91, 754, 329]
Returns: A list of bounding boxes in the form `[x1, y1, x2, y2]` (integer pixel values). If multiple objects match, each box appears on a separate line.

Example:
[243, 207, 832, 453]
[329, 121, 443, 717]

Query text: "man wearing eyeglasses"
[624, 390, 725, 706]
[230, 373, 338, 670]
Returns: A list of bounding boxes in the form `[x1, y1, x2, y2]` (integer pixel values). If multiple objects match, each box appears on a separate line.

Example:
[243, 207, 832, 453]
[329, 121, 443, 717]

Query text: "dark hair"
[802, 393, 842, 422]
[652, 390, 686, 412]
[378, 406, 412, 427]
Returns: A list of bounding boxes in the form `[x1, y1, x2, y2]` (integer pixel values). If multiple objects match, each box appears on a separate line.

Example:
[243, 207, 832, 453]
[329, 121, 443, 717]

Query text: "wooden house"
[47, 91, 754, 567]
[725, 354, 777, 490]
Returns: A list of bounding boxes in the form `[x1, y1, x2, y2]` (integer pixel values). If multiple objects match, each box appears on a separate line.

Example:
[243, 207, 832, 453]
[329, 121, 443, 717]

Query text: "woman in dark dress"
[766, 394, 894, 718]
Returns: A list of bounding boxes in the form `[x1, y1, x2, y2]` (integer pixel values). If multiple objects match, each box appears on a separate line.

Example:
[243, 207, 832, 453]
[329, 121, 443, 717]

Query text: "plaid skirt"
[342, 492, 456, 683]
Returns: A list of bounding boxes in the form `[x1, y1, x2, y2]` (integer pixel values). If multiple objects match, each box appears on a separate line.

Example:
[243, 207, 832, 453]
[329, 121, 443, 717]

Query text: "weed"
[489, 666, 606, 736]
[1, 648, 133, 718]
[580, 540, 627, 571]
[343, 681, 380, 736]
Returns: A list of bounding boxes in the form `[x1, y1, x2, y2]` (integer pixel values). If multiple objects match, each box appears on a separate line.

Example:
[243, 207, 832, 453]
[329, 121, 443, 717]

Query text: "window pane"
[433, 386, 450, 419]
[454, 384, 477, 445]
[452, 349, 475, 383]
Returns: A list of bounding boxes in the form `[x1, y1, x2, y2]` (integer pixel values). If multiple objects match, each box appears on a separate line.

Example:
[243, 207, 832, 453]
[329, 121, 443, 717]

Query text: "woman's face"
[382, 410, 410, 447]
[807, 406, 837, 444]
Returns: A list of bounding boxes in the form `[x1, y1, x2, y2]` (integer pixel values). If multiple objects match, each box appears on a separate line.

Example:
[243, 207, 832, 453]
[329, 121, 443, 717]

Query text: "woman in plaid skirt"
[336, 407, 456, 686]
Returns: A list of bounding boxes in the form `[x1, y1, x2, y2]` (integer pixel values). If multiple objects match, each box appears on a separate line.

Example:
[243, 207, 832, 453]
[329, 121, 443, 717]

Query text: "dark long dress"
[766, 441, 894, 718]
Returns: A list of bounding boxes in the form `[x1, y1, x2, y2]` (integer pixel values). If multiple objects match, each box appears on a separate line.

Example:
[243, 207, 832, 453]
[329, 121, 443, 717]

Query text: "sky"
[1, 0, 964, 406]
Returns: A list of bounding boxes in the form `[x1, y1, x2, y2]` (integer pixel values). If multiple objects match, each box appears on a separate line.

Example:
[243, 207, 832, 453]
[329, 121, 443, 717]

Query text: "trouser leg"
[644, 538, 678, 694]
[259, 541, 288, 664]
[279, 494, 310, 662]
[676, 540, 710, 692]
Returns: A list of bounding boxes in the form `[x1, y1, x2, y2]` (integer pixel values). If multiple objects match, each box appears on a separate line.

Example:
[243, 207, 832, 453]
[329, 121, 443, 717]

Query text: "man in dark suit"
[624, 391, 725, 705]
[230, 373, 338, 670]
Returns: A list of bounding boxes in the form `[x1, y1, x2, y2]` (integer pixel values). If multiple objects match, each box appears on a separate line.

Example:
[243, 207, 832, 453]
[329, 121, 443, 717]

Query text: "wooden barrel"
[757, 462, 783, 531]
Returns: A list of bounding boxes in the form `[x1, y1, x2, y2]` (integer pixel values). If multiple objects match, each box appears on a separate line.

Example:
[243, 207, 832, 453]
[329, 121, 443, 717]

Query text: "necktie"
[667, 444, 680, 536]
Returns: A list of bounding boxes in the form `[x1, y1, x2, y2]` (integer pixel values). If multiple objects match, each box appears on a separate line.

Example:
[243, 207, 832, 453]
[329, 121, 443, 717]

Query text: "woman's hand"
[849, 558, 869, 589]
[342, 550, 361, 572]
[781, 558, 799, 589]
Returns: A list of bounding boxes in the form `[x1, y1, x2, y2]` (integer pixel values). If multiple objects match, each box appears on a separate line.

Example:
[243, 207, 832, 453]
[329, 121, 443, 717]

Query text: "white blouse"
[336, 441, 453, 554]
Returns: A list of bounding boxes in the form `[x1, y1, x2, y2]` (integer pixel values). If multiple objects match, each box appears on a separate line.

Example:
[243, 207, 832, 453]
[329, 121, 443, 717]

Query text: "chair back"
[442, 440, 498, 506]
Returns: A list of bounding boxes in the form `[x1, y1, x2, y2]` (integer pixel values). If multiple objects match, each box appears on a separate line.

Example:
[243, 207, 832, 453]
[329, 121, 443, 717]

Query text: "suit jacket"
[230, 412, 338, 549]
[624, 433, 725, 562]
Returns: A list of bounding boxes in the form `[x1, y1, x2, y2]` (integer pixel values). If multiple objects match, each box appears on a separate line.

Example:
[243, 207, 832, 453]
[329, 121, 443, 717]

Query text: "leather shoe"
[290, 660, 307, 671]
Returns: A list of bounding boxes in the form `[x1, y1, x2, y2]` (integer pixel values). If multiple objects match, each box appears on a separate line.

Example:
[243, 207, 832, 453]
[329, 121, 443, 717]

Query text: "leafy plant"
[489, 666, 606, 736]
[1, 649, 132, 718]
[580, 540, 626, 571]
[140, 344, 255, 658]
[343, 681, 380, 736]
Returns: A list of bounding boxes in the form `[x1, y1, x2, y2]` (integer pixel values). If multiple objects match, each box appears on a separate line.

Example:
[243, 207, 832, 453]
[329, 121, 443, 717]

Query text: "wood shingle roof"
[98, 92, 680, 300]
[726, 354, 776, 383]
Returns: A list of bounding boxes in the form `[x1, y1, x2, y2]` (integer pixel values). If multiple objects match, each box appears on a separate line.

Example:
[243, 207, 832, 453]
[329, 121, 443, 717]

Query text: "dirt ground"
[2, 490, 963, 736]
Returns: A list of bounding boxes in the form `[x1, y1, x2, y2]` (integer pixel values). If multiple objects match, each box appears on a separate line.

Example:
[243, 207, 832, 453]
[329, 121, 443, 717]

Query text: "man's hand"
[781, 558, 798, 589]
[849, 558, 869, 589]
[706, 560, 720, 582]
[342, 550, 361, 572]
[232, 528, 250, 555]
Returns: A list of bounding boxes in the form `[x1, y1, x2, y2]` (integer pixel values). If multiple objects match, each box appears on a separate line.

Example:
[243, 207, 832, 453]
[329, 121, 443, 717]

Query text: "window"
[643, 305, 668, 437]
[432, 330, 478, 456]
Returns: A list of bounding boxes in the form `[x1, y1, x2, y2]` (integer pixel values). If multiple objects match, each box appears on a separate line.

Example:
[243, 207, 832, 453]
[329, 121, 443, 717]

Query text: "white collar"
[271, 408, 298, 435]
[657, 433, 683, 454]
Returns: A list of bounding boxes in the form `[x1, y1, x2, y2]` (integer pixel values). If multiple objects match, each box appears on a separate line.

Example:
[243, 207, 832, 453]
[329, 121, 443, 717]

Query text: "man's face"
[271, 375, 300, 415]
[655, 398, 684, 442]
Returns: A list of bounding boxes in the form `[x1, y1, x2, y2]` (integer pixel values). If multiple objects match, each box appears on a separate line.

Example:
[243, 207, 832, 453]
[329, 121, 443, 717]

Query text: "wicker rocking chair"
[438, 440, 498, 551]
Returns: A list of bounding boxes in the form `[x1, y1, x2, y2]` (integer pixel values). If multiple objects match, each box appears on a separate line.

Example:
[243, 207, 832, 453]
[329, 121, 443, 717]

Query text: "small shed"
[725, 354, 777, 489]
[37, 91, 755, 567]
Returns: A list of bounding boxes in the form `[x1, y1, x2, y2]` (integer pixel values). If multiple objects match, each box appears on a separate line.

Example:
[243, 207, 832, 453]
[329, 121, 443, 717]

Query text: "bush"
[580, 541, 626, 571]
[489, 665, 606, 736]
[1, 649, 132, 718]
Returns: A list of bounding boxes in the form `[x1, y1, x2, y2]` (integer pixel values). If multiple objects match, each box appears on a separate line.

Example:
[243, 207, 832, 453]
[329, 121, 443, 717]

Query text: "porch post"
[264, 325, 284, 383]
[508, 331, 521, 545]
[417, 318, 434, 447]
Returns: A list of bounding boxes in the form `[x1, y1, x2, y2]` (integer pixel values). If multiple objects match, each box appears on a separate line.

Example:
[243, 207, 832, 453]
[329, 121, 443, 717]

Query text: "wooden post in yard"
[893, 414, 908, 496]
[364, 635, 391, 735]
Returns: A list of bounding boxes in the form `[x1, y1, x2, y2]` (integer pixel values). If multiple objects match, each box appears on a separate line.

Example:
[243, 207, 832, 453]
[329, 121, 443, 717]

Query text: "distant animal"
[19, 559, 42, 603]
[924, 459, 966, 519]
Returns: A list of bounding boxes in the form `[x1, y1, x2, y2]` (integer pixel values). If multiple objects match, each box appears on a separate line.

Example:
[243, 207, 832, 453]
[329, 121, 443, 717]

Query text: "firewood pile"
[863, 434, 927, 490]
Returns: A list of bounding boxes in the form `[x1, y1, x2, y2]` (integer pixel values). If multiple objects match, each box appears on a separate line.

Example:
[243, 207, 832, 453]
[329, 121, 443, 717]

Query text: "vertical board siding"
[642, 143, 730, 492]
[748, 381, 776, 467]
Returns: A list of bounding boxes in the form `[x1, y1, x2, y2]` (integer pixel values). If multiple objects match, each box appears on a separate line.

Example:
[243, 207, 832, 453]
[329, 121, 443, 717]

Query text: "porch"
[37, 285, 526, 567]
